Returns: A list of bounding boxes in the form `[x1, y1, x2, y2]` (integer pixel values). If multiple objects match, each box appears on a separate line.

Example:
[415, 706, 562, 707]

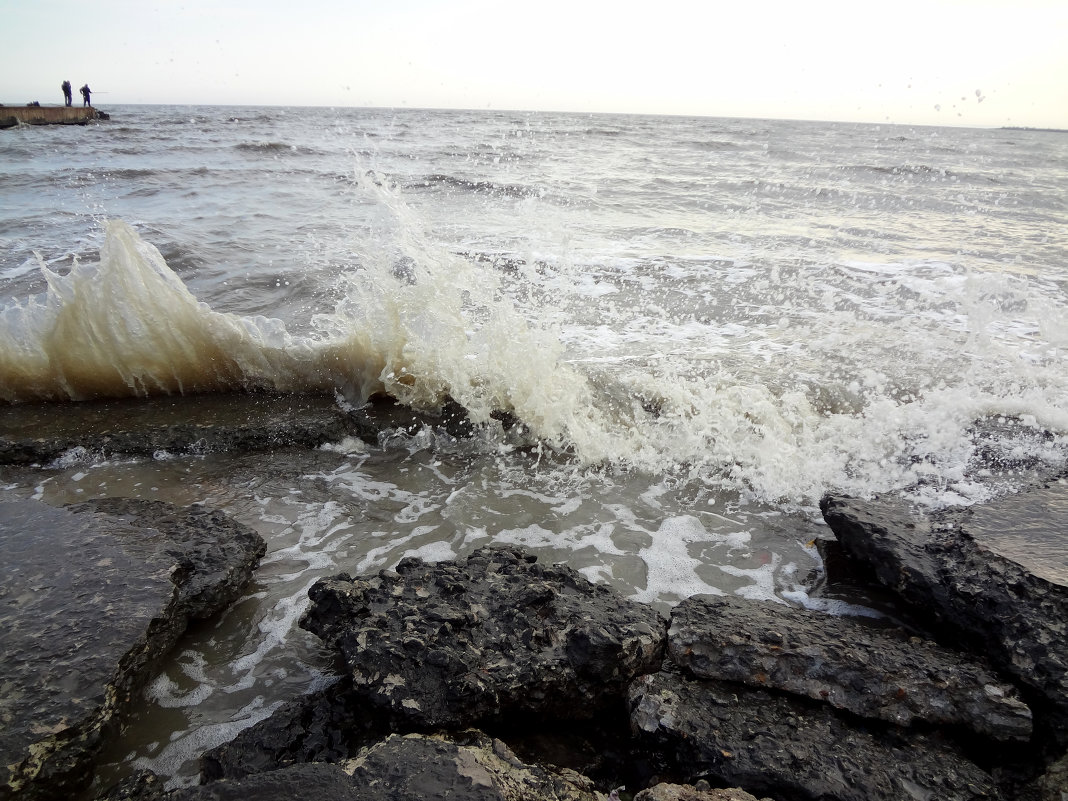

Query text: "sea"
[1, 105, 1067, 790]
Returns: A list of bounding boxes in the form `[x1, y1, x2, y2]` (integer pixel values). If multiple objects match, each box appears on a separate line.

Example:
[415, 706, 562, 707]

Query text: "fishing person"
[61, 80, 72, 106]
[80, 84, 91, 107]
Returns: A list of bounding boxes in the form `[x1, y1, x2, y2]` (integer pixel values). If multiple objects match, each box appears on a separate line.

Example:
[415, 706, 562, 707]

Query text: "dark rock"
[821, 481, 1068, 740]
[629, 670, 1001, 801]
[0, 393, 380, 465]
[96, 769, 168, 800]
[202, 676, 652, 793]
[1033, 750, 1068, 801]
[0, 498, 265, 801]
[121, 732, 603, 801]
[0, 393, 483, 466]
[668, 594, 1032, 741]
[634, 784, 770, 801]
[130, 763, 369, 801]
[341, 731, 602, 800]
[199, 677, 384, 782]
[300, 546, 666, 730]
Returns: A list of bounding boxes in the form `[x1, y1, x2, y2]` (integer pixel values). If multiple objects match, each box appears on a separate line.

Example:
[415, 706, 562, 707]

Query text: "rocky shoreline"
[0, 394, 1065, 800]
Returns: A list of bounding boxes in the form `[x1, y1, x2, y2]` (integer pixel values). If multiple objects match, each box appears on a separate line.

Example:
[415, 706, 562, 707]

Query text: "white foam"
[632, 516, 724, 605]
[719, 554, 785, 604]
[318, 436, 368, 455]
[781, 589, 885, 619]
[145, 652, 214, 708]
[401, 539, 458, 563]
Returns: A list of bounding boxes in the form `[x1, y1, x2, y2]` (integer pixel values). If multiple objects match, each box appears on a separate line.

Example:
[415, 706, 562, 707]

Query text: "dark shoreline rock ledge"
[299, 546, 667, 731]
[96, 476, 1068, 801]
[629, 670, 1000, 801]
[668, 594, 1032, 741]
[0, 393, 489, 467]
[0, 498, 265, 801]
[196, 544, 1042, 801]
[821, 479, 1068, 746]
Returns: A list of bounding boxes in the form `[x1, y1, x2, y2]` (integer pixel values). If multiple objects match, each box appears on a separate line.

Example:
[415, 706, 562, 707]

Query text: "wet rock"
[0, 393, 477, 465]
[96, 769, 167, 800]
[340, 731, 603, 800]
[668, 594, 1032, 741]
[202, 677, 650, 791]
[628, 670, 1001, 801]
[821, 480, 1068, 740]
[1033, 750, 1068, 801]
[122, 732, 605, 801]
[633, 784, 770, 801]
[0, 498, 265, 801]
[300, 546, 666, 730]
[200, 677, 384, 782]
[110, 763, 375, 801]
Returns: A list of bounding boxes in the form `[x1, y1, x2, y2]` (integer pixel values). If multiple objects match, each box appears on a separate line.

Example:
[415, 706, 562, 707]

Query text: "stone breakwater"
[0, 394, 1065, 801]
[0, 105, 109, 127]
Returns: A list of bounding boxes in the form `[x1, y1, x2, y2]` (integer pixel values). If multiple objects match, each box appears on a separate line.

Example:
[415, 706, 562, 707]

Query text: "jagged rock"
[200, 677, 382, 782]
[668, 594, 1031, 741]
[0, 498, 265, 801]
[118, 732, 606, 800]
[628, 670, 1000, 801]
[634, 784, 770, 801]
[821, 481, 1068, 740]
[1033, 750, 1068, 801]
[201, 675, 648, 791]
[341, 731, 604, 800]
[300, 546, 666, 730]
[96, 769, 167, 800]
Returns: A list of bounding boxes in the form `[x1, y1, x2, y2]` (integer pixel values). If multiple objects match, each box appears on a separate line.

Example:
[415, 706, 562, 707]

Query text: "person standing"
[61, 80, 72, 106]
[80, 84, 91, 107]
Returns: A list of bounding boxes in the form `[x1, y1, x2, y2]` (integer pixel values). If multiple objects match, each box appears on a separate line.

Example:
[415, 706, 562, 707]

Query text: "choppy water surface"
[1, 106, 1067, 788]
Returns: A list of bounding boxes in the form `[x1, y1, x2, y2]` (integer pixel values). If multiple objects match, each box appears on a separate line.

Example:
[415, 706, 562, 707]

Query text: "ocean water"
[2, 106, 1067, 789]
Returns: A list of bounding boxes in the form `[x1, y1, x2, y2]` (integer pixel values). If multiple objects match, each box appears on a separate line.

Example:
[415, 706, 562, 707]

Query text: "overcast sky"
[3, 0, 1066, 128]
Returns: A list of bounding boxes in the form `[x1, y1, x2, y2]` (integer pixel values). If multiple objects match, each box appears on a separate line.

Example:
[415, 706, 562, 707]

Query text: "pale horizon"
[3, 0, 1066, 130]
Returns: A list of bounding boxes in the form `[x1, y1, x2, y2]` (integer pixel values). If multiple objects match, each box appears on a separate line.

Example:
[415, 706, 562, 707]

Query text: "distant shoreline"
[1001, 126, 1068, 134]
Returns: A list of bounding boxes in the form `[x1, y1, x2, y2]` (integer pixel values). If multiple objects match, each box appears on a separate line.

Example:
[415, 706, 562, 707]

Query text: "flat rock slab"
[0, 497, 265, 801]
[668, 594, 1031, 741]
[821, 481, 1068, 738]
[300, 546, 666, 729]
[0, 393, 465, 465]
[629, 670, 1000, 801]
[962, 482, 1068, 587]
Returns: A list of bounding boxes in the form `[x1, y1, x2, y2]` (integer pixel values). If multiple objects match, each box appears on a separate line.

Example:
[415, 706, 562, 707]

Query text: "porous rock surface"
[821, 480, 1068, 739]
[0, 497, 265, 801]
[669, 594, 1032, 740]
[299, 545, 667, 729]
[107, 732, 606, 801]
[634, 784, 770, 801]
[200, 677, 378, 781]
[628, 670, 1001, 801]
[1033, 749, 1068, 801]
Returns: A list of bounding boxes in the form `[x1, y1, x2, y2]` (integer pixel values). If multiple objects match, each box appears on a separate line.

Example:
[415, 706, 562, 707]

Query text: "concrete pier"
[0, 105, 108, 127]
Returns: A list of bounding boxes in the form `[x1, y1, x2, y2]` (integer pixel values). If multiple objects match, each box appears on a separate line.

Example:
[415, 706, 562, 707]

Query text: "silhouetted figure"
[80, 84, 91, 107]
[61, 80, 72, 107]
